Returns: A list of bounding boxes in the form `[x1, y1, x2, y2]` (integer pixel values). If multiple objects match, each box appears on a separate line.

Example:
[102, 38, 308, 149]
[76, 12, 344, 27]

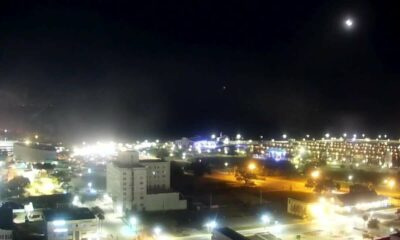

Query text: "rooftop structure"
[212, 227, 249, 240]
[43, 207, 97, 240]
[106, 150, 186, 212]
[43, 208, 95, 222]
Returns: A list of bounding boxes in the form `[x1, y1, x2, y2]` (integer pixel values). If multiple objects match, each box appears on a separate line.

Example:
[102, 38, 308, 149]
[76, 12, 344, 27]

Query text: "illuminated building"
[0, 140, 15, 153]
[260, 138, 400, 167]
[174, 137, 193, 149]
[43, 208, 97, 240]
[106, 151, 186, 212]
[335, 185, 389, 211]
[212, 227, 248, 240]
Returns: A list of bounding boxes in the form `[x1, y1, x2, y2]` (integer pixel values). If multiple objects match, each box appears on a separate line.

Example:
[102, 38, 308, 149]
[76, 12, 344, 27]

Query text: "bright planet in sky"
[345, 18, 353, 28]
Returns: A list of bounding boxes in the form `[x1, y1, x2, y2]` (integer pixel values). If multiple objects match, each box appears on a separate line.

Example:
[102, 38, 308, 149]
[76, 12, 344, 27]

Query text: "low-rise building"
[43, 208, 97, 240]
[106, 150, 186, 212]
[212, 227, 249, 240]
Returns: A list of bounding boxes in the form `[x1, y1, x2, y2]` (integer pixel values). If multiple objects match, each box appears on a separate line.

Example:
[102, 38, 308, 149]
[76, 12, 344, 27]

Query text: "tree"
[367, 218, 379, 229]
[8, 176, 30, 191]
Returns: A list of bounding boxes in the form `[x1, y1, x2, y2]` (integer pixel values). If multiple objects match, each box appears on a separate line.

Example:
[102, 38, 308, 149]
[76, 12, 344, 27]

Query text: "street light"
[282, 134, 287, 139]
[236, 134, 242, 140]
[388, 179, 396, 189]
[153, 226, 162, 235]
[205, 220, 217, 232]
[211, 134, 216, 139]
[311, 170, 320, 179]
[129, 216, 138, 226]
[348, 175, 353, 181]
[261, 214, 271, 225]
[325, 133, 330, 138]
[248, 163, 256, 171]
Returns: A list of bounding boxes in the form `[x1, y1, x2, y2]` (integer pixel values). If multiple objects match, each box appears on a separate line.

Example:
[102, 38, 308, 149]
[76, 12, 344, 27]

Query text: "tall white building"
[106, 151, 186, 212]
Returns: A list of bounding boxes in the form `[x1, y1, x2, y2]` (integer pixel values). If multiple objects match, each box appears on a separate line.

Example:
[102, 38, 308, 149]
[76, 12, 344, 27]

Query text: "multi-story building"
[43, 208, 97, 240]
[140, 159, 170, 191]
[258, 138, 400, 168]
[0, 207, 13, 240]
[13, 142, 57, 163]
[106, 151, 186, 212]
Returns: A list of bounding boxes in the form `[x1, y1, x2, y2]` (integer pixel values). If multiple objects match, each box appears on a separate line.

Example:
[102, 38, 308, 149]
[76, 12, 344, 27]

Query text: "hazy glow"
[311, 170, 320, 179]
[345, 18, 353, 27]
[73, 141, 117, 157]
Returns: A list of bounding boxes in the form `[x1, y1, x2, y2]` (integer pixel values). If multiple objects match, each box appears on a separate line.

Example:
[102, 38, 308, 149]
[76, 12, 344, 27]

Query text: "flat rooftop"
[112, 161, 145, 168]
[214, 227, 249, 240]
[43, 207, 95, 221]
[139, 159, 167, 163]
[15, 142, 56, 151]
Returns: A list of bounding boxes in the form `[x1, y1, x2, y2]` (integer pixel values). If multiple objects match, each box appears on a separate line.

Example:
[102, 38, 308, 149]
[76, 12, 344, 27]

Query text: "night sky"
[1, 1, 400, 141]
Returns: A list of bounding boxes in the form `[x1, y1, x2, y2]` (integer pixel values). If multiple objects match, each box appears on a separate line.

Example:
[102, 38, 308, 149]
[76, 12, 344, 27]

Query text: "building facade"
[106, 151, 186, 212]
[0, 207, 13, 240]
[0, 229, 12, 240]
[43, 208, 97, 240]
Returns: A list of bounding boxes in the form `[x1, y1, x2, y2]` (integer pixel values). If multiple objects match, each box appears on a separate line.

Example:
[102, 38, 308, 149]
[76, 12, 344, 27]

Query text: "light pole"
[205, 220, 217, 232]
[261, 214, 270, 230]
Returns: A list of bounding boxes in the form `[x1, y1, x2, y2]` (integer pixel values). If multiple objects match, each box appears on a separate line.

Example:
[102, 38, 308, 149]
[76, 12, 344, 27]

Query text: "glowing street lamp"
[311, 170, 320, 179]
[325, 133, 330, 138]
[388, 179, 396, 189]
[130, 216, 137, 225]
[236, 134, 242, 140]
[153, 226, 162, 236]
[224, 162, 229, 167]
[261, 214, 271, 225]
[282, 134, 287, 139]
[343, 133, 347, 137]
[211, 134, 216, 139]
[248, 163, 256, 171]
[299, 147, 306, 155]
[348, 175, 353, 181]
[205, 220, 217, 232]
[34, 134, 39, 140]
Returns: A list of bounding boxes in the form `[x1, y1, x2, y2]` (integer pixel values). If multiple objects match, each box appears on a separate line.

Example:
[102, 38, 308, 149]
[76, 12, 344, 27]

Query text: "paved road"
[176, 207, 400, 240]
[207, 171, 400, 198]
